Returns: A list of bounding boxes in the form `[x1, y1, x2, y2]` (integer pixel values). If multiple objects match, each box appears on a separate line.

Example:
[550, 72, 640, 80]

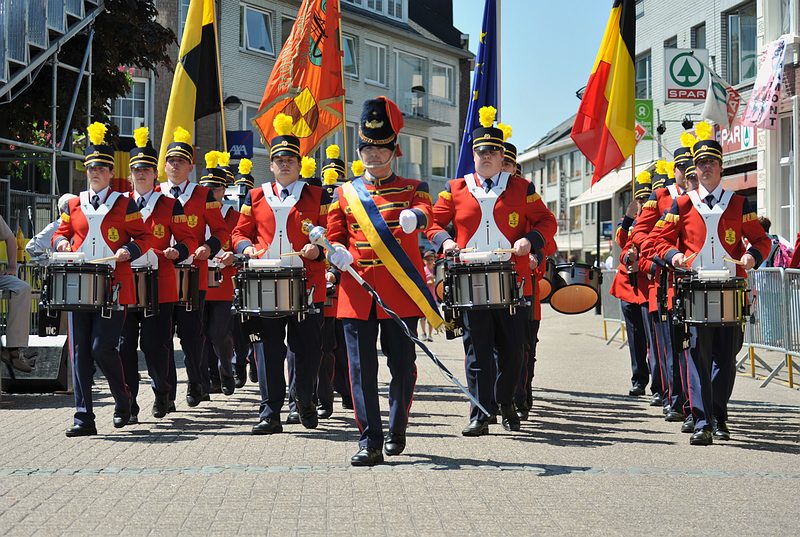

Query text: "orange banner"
[253, 0, 344, 155]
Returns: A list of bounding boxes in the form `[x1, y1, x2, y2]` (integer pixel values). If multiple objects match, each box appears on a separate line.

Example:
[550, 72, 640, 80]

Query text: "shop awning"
[570, 164, 650, 207]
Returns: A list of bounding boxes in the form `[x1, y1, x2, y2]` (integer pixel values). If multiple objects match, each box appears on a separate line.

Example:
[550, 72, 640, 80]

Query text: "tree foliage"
[2, 0, 175, 144]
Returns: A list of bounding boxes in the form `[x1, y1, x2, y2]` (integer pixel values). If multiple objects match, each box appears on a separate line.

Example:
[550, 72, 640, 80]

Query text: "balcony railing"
[397, 90, 452, 126]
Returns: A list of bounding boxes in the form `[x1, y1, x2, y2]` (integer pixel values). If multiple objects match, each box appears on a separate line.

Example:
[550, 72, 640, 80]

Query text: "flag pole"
[213, 1, 227, 152]
[336, 0, 348, 174]
[496, 0, 501, 120]
[631, 148, 636, 192]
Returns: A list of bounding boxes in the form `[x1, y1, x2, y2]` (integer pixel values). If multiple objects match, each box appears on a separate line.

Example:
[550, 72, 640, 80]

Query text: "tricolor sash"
[342, 179, 446, 329]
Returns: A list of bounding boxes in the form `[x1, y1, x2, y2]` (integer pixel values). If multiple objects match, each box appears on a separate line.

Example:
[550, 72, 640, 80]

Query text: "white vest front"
[462, 172, 512, 262]
[77, 190, 122, 268]
[262, 181, 305, 268]
[687, 189, 736, 274]
[128, 191, 160, 270]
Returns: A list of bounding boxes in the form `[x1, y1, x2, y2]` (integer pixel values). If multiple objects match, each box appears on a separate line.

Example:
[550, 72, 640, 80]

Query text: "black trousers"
[620, 301, 649, 389]
[119, 303, 175, 414]
[203, 300, 234, 384]
[462, 306, 526, 421]
[514, 319, 540, 410]
[647, 311, 665, 397]
[68, 310, 129, 427]
[169, 291, 207, 396]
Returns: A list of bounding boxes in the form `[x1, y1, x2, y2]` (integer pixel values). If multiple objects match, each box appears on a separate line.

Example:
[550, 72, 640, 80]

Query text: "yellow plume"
[87, 122, 107, 145]
[325, 144, 341, 159]
[351, 159, 365, 176]
[133, 127, 149, 148]
[636, 171, 652, 185]
[273, 114, 294, 136]
[497, 122, 512, 142]
[655, 160, 668, 175]
[666, 161, 675, 179]
[695, 121, 713, 141]
[323, 168, 339, 185]
[218, 151, 231, 168]
[300, 156, 316, 179]
[204, 151, 220, 170]
[238, 158, 253, 175]
[478, 106, 497, 128]
[173, 126, 192, 144]
[680, 131, 697, 148]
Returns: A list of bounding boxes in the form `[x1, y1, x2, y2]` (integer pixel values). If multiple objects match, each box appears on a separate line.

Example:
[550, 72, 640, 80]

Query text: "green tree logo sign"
[669, 53, 705, 88]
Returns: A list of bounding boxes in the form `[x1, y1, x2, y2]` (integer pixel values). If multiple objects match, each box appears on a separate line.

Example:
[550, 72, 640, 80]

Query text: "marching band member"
[427, 106, 558, 436]
[232, 159, 257, 387]
[326, 97, 436, 466]
[200, 152, 239, 396]
[610, 171, 653, 398]
[160, 127, 229, 407]
[54, 122, 153, 436]
[653, 127, 771, 445]
[119, 128, 195, 421]
[232, 114, 328, 435]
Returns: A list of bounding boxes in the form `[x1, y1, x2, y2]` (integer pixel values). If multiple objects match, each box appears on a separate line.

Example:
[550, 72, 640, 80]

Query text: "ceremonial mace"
[304, 223, 491, 418]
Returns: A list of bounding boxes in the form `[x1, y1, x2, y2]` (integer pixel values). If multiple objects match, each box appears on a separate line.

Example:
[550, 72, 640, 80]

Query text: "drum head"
[538, 278, 552, 303]
[549, 285, 599, 315]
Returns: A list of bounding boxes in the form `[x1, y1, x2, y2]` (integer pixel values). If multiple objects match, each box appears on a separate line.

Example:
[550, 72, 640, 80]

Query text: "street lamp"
[224, 95, 242, 110]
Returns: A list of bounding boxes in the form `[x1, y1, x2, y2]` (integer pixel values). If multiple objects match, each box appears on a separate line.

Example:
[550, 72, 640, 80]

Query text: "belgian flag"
[157, 0, 224, 179]
[571, 0, 636, 185]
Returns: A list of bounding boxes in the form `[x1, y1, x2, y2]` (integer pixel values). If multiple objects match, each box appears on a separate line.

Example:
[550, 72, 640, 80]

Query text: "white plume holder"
[50, 252, 86, 264]
[248, 258, 282, 270]
[696, 269, 732, 281]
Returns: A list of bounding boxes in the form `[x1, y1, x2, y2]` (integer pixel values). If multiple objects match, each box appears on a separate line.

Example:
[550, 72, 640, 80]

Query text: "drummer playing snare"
[653, 128, 771, 446]
[53, 122, 154, 437]
[426, 107, 557, 436]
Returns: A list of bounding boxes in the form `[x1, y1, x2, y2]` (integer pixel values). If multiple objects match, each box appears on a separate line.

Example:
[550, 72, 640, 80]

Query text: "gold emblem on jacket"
[153, 223, 166, 239]
[107, 227, 119, 242]
[724, 228, 736, 245]
[508, 211, 519, 228]
[187, 215, 199, 228]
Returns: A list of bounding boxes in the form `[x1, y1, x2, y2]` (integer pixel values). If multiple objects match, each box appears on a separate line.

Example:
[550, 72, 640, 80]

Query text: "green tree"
[1, 0, 175, 145]
[676, 60, 697, 84]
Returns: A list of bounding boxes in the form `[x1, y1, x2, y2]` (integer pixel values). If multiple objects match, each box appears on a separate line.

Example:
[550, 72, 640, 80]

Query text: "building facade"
[112, 0, 471, 197]
[519, 0, 800, 262]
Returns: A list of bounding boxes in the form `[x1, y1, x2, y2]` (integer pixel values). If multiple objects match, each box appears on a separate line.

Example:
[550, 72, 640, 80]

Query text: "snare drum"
[208, 263, 223, 288]
[434, 258, 446, 302]
[444, 260, 519, 310]
[175, 264, 200, 311]
[235, 263, 309, 319]
[129, 267, 160, 316]
[675, 276, 748, 326]
[549, 263, 601, 315]
[538, 258, 558, 303]
[324, 281, 337, 308]
[43, 262, 114, 311]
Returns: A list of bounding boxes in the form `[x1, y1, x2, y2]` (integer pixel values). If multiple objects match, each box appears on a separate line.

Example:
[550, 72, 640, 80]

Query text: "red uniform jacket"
[652, 191, 772, 278]
[426, 174, 558, 296]
[53, 193, 153, 305]
[327, 174, 433, 320]
[158, 182, 229, 292]
[206, 205, 239, 302]
[129, 192, 197, 303]
[610, 215, 649, 305]
[232, 182, 328, 304]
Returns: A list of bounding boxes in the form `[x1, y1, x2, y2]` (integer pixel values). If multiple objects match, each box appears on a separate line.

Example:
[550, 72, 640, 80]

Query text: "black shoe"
[690, 429, 713, 446]
[681, 415, 695, 433]
[234, 365, 247, 388]
[152, 399, 169, 419]
[317, 404, 334, 419]
[500, 404, 521, 432]
[649, 393, 663, 407]
[167, 401, 177, 413]
[461, 419, 489, 436]
[341, 396, 354, 410]
[209, 381, 222, 394]
[350, 447, 384, 467]
[665, 410, 684, 422]
[248, 363, 258, 384]
[298, 408, 319, 430]
[65, 424, 97, 437]
[252, 417, 283, 435]
[221, 377, 236, 396]
[234, 376, 246, 389]
[128, 414, 139, 425]
[384, 432, 406, 456]
[488, 415, 498, 425]
[628, 385, 646, 396]
[186, 385, 202, 407]
[713, 421, 731, 441]
[516, 409, 529, 420]
[113, 410, 131, 429]
[285, 411, 301, 425]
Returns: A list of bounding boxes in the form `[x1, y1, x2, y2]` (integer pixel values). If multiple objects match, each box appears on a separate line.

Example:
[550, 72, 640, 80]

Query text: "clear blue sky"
[452, 0, 613, 150]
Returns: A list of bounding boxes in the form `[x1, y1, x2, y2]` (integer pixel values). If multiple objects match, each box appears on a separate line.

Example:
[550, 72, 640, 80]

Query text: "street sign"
[226, 130, 254, 159]
[635, 99, 653, 140]
[665, 48, 709, 102]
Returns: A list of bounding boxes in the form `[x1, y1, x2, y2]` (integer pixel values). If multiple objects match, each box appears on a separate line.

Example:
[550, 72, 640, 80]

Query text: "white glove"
[399, 209, 418, 234]
[328, 246, 354, 271]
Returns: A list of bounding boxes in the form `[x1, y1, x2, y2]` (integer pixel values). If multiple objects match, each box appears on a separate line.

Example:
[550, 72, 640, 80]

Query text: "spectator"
[758, 216, 794, 268]
[0, 213, 33, 372]
[25, 194, 77, 261]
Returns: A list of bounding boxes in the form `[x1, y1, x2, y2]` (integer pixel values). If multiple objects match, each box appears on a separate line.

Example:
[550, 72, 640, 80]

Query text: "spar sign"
[665, 48, 709, 102]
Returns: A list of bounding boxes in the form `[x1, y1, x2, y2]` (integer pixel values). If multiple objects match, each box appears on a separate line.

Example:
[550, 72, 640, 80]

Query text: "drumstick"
[458, 248, 475, 253]
[280, 251, 303, 257]
[685, 252, 698, 263]
[493, 248, 516, 254]
[89, 255, 117, 264]
[723, 255, 746, 266]
[254, 248, 267, 257]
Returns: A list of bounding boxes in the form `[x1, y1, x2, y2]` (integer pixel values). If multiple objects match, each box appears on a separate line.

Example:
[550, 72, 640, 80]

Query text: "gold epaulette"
[742, 212, 757, 223]
[173, 215, 187, 223]
[664, 213, 680, 223]
[319, 204, 330, 216]
[438, 191, 452, 201]
[643, 200, 658, 209]
[240, 205, 252, 216]
[125, 211, 142, 222]
[655, 219, 666, 228]
[328, 200, 340, 213]
[60, 213, 70, 223]
[414, 190, 433, 202]
[206, 201, 221, 209]
[527, 193, 541, 203]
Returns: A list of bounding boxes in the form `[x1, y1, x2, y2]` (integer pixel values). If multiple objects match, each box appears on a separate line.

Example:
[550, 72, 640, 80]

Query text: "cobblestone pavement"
[1, 308, 798, 536]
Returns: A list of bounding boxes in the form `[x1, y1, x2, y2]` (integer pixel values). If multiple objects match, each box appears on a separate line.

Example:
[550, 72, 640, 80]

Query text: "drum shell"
[235, 267, 308, 318]
[538, 258, 557, 303]
[45, 263, 113, 311]
[434, 258, 446, 302]
[324, 282, 337, 308]
[447, 261, 518, 310]
[679, 277, 747, 326]
[129, 267, 160, 315]
[549, 263, 601, 315]
[175, 265, 200, 310]
[207, 265, 223, 288]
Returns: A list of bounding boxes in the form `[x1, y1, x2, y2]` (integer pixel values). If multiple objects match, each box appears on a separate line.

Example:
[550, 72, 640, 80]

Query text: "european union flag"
[456, 0, 499, 179]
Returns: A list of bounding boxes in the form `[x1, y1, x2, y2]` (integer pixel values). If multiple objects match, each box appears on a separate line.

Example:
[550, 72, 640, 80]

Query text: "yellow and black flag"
[157, 0, 224, 179]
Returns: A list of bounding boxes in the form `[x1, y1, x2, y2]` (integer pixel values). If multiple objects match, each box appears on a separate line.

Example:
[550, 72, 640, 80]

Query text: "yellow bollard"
[788, 355, 794, 389]
[603, 320, 608, 341]
[750, 347, 756, 378]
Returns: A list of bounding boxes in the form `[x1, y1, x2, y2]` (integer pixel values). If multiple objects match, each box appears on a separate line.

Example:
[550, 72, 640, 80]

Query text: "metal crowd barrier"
[739, 268, 800, 388]
[600, 269, 626, 345]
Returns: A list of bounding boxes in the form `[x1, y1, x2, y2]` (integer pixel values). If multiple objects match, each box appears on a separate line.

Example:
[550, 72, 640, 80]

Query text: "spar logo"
[665, 49, 709, 102]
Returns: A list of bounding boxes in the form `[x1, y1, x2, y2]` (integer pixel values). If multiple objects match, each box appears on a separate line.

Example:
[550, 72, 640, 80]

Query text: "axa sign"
[226, 130, 254, 159]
